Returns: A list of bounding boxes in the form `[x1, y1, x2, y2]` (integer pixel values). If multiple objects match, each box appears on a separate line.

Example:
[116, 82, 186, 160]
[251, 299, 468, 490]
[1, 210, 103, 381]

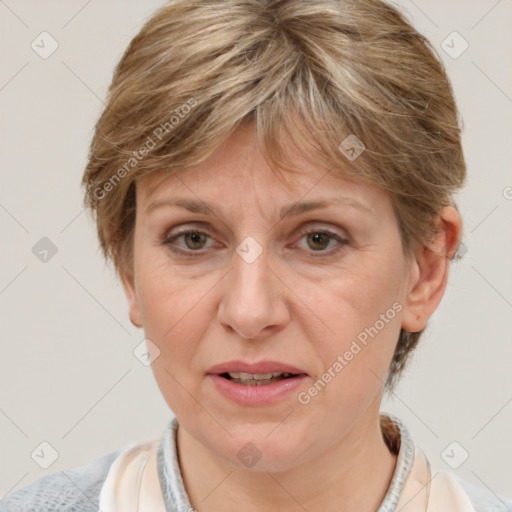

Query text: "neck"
[176, 408, 398, 512]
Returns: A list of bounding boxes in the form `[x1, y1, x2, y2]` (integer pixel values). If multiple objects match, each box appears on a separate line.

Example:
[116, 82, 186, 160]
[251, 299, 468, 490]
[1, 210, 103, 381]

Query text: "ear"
[120, 270, 143, 328]
[401, 206, 462, 333]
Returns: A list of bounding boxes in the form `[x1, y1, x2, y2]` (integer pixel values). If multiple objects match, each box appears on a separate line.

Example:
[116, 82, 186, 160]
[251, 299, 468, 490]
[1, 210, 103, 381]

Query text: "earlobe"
[129, 312, 143, 328]
[121, 271, 143, 328]
[401, 206, 462, 333]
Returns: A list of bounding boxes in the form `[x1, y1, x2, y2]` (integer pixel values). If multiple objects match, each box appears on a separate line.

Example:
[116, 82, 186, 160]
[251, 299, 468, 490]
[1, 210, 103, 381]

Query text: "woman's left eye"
[161, 227, 349, 257]
[293, 228, 349, 256]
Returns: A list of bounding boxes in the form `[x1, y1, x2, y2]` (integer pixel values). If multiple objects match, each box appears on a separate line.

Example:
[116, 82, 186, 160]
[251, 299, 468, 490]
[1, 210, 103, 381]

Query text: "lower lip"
[207, 374, 309, 406]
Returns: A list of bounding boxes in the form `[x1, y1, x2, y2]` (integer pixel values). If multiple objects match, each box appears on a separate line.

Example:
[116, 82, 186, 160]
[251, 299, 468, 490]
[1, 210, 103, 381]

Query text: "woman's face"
[123, 122, 419, 471]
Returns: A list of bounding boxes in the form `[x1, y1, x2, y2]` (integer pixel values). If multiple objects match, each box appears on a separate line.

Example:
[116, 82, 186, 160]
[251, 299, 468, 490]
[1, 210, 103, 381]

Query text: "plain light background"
[1, 0, 511, 501]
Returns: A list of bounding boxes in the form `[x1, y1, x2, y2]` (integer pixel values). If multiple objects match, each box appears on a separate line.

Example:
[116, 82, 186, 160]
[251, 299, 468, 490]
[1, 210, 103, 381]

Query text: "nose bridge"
[217, 237, 288, 340]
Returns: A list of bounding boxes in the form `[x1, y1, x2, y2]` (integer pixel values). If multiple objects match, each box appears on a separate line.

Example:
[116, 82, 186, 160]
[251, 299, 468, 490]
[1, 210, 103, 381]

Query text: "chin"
[218, 425, 306, 473]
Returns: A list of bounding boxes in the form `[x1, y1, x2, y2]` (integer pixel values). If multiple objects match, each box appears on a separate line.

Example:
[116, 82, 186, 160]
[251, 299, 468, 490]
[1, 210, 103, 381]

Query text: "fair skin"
[122, 121, 461, 511]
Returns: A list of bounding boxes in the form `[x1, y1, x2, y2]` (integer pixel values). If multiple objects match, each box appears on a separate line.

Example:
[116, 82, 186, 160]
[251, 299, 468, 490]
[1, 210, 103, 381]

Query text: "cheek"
[315, 261, 404, 348]
[134, 259, 215, 413]
[133, 251, 201, 356]
[304, 253, 405, 398]
[138, 274, 205, 349]
[135, 242, 200, 322]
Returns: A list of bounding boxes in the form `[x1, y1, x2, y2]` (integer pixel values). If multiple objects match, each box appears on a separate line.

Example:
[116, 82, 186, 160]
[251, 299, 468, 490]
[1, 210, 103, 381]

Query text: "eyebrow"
[145, 196, 373, 218]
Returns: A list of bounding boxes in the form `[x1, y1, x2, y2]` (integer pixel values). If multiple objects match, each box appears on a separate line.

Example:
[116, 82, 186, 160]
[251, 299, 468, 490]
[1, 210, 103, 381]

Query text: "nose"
[217, 244, 290, 341]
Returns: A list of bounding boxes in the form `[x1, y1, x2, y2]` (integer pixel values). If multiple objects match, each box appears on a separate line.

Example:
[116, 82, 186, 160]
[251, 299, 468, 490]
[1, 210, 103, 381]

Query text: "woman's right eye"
[161, 229, 215, 255]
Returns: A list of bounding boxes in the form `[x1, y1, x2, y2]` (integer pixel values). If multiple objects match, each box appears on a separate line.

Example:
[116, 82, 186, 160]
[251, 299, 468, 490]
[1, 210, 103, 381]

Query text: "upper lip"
[207, 360, 308, 376]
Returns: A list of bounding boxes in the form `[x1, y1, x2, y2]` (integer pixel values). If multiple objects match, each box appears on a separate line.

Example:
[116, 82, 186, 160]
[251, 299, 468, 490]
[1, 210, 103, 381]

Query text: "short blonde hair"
[81, 0, 466, 388]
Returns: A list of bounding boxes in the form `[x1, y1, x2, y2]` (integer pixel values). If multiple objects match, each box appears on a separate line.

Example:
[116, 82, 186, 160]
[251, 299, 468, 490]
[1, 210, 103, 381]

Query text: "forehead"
[137, 122, 385, 209]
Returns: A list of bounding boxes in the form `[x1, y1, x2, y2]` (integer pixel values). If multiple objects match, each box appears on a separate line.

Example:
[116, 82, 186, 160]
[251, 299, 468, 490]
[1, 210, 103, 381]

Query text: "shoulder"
[0, 447, 124, 512]
[386, 414, 511, 512]
[453, 474, 512, 512]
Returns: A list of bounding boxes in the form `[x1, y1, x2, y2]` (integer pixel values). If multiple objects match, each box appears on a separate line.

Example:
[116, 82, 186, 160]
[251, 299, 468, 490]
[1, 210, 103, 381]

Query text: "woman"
[1, 0, 510, 510]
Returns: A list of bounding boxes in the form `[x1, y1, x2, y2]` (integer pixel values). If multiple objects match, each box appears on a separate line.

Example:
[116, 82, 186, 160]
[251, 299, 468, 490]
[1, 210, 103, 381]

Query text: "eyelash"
[160, 226, 350, 258]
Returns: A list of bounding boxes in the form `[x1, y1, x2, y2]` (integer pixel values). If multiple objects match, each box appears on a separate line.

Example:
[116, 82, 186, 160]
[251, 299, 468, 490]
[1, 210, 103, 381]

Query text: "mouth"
[219, 371, 301, 386]
[206, 360, 309, 405]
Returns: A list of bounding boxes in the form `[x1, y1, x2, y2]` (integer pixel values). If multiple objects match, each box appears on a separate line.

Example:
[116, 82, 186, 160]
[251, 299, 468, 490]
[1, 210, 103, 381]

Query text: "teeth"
[228, 372, 286, 380]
